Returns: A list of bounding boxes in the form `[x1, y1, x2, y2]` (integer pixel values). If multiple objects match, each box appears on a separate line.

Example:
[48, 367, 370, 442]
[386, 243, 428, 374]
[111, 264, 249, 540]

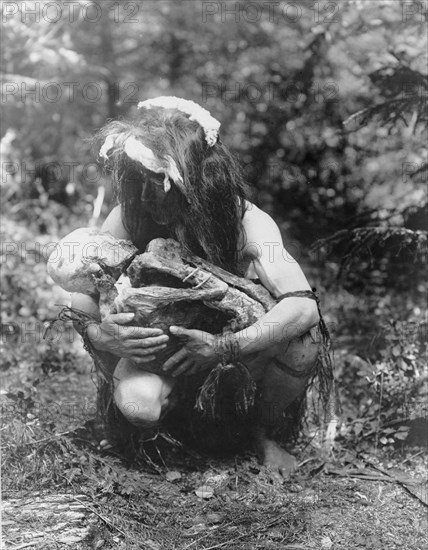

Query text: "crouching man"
[71, 97, 328, 477]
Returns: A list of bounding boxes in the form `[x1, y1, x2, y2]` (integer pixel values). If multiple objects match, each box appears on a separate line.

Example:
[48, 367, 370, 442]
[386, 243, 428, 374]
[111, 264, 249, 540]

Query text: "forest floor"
[1, 342, 427, 550]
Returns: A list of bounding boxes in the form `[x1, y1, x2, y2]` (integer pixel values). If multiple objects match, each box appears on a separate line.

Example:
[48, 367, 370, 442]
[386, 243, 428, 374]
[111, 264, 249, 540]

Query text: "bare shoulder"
[241, 202, 313, 296]
[101, 204, 131, 240]
[241, 201, 282, 251]
[243, 200, 279, 227]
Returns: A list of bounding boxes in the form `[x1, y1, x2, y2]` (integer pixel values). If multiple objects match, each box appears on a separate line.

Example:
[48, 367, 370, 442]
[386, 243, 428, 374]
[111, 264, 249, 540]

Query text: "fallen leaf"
[269, 528, 283, 540]
[195, 485, 214, 499]
[191, 515, 205, 526]
[166, 471, 182, 482]
[204, 472, 228, 487]
[321, 536, 333, 548]
[368, 535, 382, 548]
[206, 512, 224, 524]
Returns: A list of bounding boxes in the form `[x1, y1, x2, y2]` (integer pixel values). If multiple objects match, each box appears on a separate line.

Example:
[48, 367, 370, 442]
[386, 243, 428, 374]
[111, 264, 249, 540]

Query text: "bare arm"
[232, 203, 319, 356]
[70, 205, 169, 364]
[70, 204, 129, 326]
[163, 203, 319, 375]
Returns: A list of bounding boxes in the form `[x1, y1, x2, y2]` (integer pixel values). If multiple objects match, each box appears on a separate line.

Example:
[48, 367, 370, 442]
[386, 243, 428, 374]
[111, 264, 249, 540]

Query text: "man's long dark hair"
[95, 107, 248, 274]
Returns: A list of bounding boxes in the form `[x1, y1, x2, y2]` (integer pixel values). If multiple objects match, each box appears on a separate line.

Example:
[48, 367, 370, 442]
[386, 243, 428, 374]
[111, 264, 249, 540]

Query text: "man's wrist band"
[53, 305, 100, 354]
[213, 332, 241, 365]
[276, 289, 319, 303]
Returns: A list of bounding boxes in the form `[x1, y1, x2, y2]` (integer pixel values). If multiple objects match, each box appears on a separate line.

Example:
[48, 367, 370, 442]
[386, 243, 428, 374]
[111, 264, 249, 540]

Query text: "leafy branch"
[344, 63, 428, 133]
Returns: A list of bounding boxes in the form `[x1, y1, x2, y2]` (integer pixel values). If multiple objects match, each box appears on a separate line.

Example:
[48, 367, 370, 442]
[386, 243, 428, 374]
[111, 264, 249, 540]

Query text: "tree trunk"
[2, 492, 94, 547]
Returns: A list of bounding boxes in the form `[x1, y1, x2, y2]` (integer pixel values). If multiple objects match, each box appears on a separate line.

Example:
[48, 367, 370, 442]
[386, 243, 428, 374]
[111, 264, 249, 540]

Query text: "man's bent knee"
[114, 379, 162, 427]
[112, 361, 175, 427]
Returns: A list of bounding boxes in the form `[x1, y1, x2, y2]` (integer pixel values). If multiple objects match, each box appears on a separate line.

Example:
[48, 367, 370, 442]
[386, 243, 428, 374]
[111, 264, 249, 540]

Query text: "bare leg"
[252, 329, 320, 477]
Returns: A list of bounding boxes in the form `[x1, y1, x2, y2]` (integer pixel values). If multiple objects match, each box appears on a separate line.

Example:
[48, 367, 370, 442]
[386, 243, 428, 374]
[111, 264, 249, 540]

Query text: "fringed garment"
[55, 288, 336, 457]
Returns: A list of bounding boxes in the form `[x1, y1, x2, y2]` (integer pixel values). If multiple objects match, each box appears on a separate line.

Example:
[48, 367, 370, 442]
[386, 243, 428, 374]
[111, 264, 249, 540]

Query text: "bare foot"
[259, 439, 297, 479]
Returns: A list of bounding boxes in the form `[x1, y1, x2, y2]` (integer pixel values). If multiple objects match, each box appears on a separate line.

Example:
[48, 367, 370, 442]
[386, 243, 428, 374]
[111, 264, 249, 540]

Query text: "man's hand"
[162, 326, 219, 377]
[86, 313, 169, 365]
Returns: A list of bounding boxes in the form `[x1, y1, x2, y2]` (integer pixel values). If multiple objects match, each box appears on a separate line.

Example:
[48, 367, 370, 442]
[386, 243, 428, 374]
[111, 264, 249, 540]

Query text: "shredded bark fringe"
[195, 362, 257, 418]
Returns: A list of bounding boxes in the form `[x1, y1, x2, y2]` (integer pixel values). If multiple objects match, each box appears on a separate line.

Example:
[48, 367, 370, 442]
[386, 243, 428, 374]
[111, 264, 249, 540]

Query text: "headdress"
[99, 97, 220, 194]
[138, 96, 220, 147]
[99, 132, 183, 194]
